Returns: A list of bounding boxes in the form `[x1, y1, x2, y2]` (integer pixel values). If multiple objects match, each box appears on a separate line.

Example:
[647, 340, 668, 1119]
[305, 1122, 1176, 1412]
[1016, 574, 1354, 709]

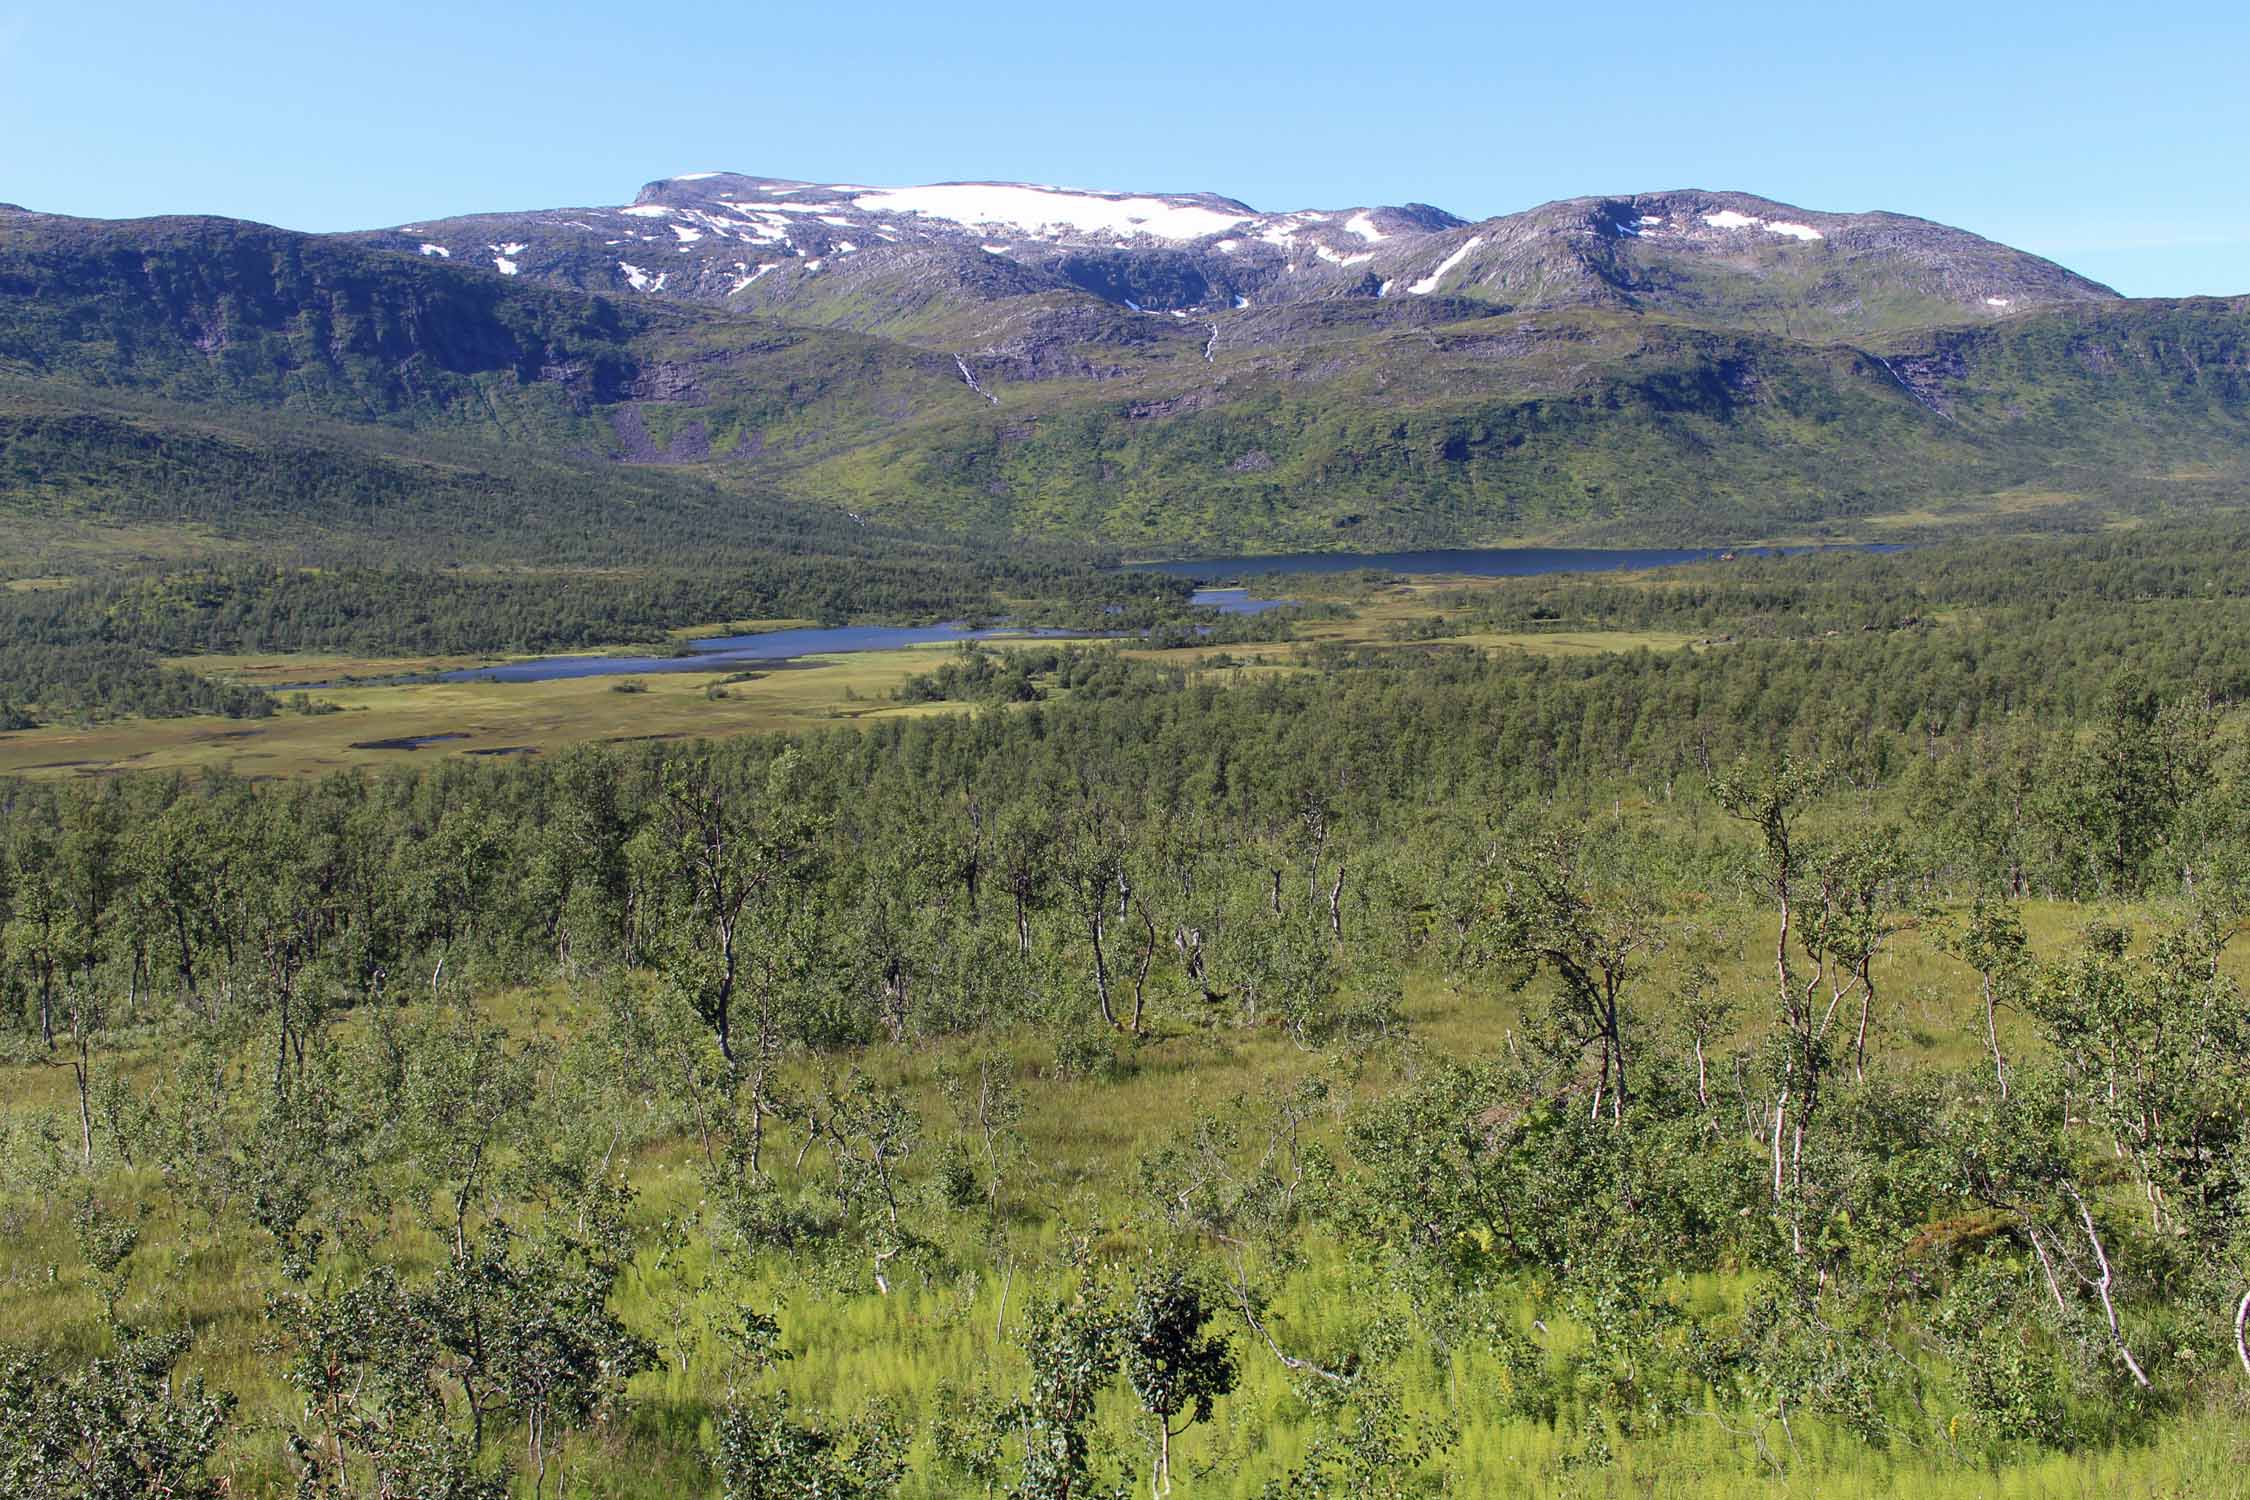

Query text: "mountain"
[1, 178, 2243, 558]
[0, 208, 1013, 570]
[341, 176, 2118, 359]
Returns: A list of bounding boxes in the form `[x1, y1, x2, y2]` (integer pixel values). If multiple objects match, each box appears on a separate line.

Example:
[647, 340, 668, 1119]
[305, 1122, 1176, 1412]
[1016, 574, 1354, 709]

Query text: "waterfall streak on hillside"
[954, 354, 1000, 405]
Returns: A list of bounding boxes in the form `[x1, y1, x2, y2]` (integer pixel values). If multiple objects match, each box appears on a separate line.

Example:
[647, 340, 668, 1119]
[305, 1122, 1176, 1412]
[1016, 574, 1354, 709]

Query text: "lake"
[1189, 587, 1293, 616]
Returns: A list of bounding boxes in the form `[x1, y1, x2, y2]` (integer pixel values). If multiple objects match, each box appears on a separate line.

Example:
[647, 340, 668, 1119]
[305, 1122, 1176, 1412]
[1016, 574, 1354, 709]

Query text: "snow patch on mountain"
[1257, 212, 1330, 250]
[1345, 212, 1385, 242]
[418, 243, 450, 257]
[1408, 236, 1482, 295]
[1703, 209, 1824, 242]
[850, 184, 1252, 241]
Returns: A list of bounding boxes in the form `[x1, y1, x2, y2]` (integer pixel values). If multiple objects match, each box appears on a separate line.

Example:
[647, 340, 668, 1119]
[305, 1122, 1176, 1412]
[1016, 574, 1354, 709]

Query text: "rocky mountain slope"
[1, 177, 2241, 554]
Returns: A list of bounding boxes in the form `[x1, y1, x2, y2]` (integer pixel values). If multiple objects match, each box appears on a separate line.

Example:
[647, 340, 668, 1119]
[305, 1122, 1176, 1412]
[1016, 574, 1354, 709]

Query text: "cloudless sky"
[2, 0, 2243, 296]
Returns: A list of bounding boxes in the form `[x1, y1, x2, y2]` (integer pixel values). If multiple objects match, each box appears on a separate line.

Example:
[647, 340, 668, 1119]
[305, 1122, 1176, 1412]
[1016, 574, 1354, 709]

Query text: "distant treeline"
[0, 641, 273, 727]
[0, 559, 1189, 659]
[1430, 523, 2250, 637]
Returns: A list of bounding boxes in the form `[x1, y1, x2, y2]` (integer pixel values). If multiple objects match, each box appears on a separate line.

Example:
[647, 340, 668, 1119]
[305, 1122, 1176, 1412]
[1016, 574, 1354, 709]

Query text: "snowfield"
[849, 184, 1253, 241]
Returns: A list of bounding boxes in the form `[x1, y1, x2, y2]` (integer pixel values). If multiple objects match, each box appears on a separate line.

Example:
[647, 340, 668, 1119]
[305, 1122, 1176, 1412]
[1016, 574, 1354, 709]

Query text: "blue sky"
[3, 0, 2242, 296]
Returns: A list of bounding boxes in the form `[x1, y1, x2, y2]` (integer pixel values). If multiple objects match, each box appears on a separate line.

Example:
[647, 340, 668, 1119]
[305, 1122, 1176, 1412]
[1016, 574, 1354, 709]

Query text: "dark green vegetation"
[0, 641, 273, 727]
[5, 528, 2250, 1496]
[0, 561, 1184, 669]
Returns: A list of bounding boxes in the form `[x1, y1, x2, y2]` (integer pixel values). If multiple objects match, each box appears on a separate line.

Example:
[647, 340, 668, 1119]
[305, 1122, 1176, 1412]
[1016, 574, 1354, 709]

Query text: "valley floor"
[0, 573, 1698, 778]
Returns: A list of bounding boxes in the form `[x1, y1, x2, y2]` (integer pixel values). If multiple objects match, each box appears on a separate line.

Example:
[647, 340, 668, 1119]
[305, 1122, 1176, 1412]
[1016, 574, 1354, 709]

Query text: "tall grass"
[2, 899, 2243, 1497]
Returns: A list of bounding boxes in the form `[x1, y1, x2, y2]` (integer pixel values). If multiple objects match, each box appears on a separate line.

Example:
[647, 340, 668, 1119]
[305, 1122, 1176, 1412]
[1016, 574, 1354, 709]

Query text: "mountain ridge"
[0, 178, 2242, 558]
[335, 175, 2119, 355]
